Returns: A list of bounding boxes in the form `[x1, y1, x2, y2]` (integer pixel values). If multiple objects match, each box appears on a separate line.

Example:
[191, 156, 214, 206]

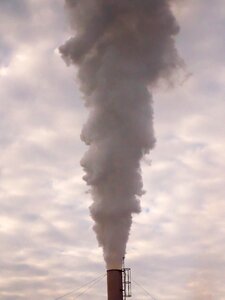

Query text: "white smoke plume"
[59, 0, 182, 269]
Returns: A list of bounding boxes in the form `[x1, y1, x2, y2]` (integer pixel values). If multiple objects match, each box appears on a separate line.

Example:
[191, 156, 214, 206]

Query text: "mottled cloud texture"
[0, 0, 224, 299]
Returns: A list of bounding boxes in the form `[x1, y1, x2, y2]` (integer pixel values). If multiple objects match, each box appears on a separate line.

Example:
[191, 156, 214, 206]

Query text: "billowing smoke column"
[60, 0, 181, 269]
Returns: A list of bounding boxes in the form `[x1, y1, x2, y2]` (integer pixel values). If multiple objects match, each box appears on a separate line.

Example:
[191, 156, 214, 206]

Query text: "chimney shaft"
[107, 269, 123, 300]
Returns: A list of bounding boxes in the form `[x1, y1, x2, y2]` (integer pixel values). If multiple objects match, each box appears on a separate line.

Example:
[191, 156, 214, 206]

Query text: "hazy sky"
[0, 1, 224, 299]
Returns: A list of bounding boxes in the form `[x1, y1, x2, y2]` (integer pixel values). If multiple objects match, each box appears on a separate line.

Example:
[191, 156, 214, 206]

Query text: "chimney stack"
[107, 269, 123, 300]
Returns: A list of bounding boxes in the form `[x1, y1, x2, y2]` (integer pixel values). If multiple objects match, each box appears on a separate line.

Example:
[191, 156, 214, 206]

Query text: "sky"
[0, 1, 225, 300]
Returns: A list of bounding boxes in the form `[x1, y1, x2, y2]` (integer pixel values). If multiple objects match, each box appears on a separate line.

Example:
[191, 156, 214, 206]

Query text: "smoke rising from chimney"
[60, 0, 182, 269]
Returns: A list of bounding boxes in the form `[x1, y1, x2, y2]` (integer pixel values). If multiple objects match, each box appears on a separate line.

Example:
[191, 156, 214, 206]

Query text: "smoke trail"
[60, 0, 181, 269]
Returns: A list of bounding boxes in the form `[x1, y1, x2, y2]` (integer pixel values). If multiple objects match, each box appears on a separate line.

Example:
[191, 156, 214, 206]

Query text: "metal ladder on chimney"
[122, 258, 132, 299]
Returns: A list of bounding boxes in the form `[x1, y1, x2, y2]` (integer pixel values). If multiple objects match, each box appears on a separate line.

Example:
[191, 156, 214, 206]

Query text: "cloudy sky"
[0, 1, 224, 299]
